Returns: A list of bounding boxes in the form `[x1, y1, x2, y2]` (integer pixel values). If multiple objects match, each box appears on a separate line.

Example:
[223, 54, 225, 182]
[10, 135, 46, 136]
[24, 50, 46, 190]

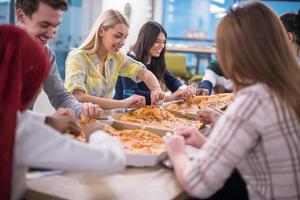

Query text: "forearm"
[165, 93, 176, 101]
[172, 153, 196, 196]
[138, 68, 161, 91]
[73, 91, 124, 109]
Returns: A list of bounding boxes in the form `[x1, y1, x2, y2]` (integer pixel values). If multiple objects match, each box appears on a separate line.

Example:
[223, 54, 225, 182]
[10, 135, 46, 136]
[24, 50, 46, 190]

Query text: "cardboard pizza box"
[126, 152, 167, 167]
[109, 112, 174, 136]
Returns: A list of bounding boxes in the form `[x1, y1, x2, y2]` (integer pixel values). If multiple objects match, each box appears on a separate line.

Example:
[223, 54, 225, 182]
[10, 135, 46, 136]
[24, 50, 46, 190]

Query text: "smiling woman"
[64, 9, 166, 109]
[113, 21, 198, 105]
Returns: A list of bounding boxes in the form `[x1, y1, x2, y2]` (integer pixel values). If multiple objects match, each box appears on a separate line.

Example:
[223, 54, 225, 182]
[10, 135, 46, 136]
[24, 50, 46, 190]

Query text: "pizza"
[77, 119, 165, 155]
[118, 106, 203, 131]
[109, 129, 165, 155]
[166, 93, 234, 113]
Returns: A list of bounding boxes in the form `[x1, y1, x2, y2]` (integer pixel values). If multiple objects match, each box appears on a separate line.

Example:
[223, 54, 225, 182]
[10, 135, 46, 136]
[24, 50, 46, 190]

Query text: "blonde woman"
[164, 1, 300, 200]
[65, 9, 165, 109]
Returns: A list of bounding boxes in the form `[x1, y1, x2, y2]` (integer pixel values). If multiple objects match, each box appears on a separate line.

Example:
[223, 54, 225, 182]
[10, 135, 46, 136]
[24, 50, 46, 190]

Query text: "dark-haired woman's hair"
[131, 21, 167, 80]
[280, 9, 300, 50]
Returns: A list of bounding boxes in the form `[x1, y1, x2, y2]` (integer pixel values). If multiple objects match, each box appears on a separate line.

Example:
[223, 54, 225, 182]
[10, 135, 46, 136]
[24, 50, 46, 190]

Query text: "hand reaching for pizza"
[122, 94, 146, 108]
[197, 107, 223, 124]
[169, 86, 198, 101]
[45, 114, 80, 136]
[163, 133, 186, 159]
[81, 122, 109, 141]
[176, 127, 207, 148]
[150, 90, 165, 105]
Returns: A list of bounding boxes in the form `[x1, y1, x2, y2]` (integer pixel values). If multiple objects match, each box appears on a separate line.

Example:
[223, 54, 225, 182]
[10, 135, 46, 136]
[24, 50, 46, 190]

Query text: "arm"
[199, 69, 217, 95]
[164, 70, 183, 92]
[43, 46, 82, 117]
[15, 110, 126, 173]
[137, 68, 161, 91]
[166, 93, 259, 198]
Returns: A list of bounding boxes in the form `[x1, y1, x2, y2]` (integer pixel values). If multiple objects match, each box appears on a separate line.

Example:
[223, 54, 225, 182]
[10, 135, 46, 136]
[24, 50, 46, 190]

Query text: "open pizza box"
[109, 112, 177, 136]
[99, 113, 168, 167]
[99, 108, 205, 167]
[162, 100, 199, 120]
[126, 151, 167, 167]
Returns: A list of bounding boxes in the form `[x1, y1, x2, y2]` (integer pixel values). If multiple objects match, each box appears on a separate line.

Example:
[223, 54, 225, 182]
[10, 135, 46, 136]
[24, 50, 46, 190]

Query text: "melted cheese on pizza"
[119, 106, 203, 131]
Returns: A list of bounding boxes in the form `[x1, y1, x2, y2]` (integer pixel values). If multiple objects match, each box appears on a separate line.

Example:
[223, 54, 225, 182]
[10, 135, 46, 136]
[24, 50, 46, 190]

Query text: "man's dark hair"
[280, 9, 300, 48]
[16, 0, 68, 16]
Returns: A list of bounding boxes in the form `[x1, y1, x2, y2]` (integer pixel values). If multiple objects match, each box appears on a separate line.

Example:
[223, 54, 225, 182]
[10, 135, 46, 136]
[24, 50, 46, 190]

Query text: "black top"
[113, 52, 183, 105]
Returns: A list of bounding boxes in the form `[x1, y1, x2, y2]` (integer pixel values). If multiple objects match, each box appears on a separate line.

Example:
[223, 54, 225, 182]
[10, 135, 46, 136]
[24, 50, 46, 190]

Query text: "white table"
[25, 166, 187, 200]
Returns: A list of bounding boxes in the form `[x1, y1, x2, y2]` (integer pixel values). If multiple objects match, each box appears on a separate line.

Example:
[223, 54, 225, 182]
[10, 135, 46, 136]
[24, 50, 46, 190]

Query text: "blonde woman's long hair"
[216, 1, 300, 119]
[79, 9, 129, 54]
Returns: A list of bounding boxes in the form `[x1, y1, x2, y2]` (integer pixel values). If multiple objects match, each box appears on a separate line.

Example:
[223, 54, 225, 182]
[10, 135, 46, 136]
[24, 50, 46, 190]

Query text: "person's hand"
[164, 133, 186, 160]
[196, 88, 209, 96]
[213, 85, 226, 94]
[45, 114, 80, 136]
[197, 107, 222, 124]
[80, 102, 103, 120]
[52, 107, 75, 118]
[176, 127, 207, 148]
[81, 122, 109, 141]
[172, 86, 197, 100]
[122, 94, 146, 108]
[150, 90, 165, 105]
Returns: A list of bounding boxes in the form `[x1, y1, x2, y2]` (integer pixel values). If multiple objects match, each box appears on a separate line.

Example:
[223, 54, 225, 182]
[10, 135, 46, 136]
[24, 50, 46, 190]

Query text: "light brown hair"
[216, 1, 300, 118]
[79, 9, 129, 54]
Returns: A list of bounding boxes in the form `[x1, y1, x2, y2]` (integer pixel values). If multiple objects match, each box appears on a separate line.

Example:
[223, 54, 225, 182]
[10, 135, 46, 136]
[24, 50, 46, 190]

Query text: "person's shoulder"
[237, 83, 272, 103]
[68, 48, 87, 57]
[45, 45, 55, 59]
[67, 48, 90, 62]
[207, 59, 224, 77]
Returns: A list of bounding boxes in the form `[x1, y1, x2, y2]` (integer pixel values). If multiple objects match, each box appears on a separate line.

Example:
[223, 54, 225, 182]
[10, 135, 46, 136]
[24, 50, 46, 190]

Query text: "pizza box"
[162, 100, 199, 120]
[166, 109, 198, 120]
[109, 112, 175, 136]
[126, 151, 167, 167]
[98, 115, 168, 167]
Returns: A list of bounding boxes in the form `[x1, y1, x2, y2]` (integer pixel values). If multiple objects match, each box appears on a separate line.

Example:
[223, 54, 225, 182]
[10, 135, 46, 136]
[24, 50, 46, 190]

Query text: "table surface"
[25, 109, 206, 200]
[25, 166, 187, 200]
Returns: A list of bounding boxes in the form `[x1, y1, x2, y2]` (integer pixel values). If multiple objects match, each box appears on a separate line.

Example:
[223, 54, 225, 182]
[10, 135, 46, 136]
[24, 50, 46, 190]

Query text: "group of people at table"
[1, 0, 300, 199]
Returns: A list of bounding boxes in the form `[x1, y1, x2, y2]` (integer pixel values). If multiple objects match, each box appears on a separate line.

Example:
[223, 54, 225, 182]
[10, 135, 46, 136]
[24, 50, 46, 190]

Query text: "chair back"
[165, 53, 190, 79]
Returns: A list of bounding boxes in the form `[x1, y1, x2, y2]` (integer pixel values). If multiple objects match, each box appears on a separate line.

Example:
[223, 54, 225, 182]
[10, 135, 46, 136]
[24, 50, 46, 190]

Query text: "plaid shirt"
[185, 83, 300, 199]
[65, 49, 144, 98]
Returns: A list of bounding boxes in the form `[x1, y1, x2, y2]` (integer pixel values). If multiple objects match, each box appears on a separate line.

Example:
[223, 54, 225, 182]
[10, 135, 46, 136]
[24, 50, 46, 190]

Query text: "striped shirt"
[185, 83, 300, 199]
[65, 49, 144, 98]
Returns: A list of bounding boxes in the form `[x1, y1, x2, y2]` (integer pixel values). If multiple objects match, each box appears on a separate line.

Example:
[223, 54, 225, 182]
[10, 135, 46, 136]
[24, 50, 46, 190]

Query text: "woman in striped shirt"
[164, 2, 300, 200]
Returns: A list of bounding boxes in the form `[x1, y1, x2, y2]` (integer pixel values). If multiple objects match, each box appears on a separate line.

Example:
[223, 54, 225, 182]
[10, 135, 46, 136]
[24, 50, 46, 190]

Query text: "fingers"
[196, 88, 209, 96]
[81, 102, 103, 120]
[151, 91, 165, 105]
[127, 95, 146, 108]
[176, 127, 194, 138]
[53, 108, 75, 118]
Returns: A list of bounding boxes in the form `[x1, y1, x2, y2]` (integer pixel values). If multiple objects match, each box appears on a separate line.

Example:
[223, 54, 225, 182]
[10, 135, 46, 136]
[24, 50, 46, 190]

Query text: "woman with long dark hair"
[114, 21, 196, 105]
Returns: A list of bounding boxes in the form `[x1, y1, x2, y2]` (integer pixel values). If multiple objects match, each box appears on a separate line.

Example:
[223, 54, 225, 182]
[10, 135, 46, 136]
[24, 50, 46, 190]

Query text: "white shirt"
[12, 110, 126, 200]
[202, 69, 233, 94]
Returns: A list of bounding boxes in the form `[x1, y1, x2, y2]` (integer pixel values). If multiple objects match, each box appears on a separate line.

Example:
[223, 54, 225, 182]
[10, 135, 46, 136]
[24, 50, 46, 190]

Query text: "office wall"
[101, 0, 153, 52]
